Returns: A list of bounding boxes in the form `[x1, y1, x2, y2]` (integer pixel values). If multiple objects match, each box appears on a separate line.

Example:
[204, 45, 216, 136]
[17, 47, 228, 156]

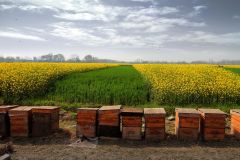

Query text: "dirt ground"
[1, 119, 240, 160]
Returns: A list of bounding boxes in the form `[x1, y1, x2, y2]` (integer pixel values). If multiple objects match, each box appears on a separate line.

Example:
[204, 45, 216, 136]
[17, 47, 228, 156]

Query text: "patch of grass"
[22, 66, 151, 106]
[225, 68, 240, 74]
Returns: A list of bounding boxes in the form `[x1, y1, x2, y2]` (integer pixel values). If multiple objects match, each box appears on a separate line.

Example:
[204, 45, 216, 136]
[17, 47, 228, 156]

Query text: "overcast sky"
[0, 0, 240, 61]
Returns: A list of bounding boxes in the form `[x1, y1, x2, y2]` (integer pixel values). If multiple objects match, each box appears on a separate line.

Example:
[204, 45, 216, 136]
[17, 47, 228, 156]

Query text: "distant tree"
[68, 55, 81, 62]
[53, 54, 65, 62]
[5, 56, 15, 62]
[83, 55, 97, 62]
[40, 53, 53, 62]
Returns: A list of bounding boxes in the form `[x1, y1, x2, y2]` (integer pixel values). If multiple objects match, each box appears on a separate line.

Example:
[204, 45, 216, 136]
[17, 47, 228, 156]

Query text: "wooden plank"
[122, 116, 142, 127]
[203, 128, 225, 141]
[76, 125, 96, 138]
[32, 106, 60, 113]
[0, 113, 10, 137]
[145, 116, 165, 128]
[32, 107, 59, 137]
[144, 108, 166, 116]
[176, 108, 200, 118]
[203, 117, 225, 129]
[177, 128, 199, 140]
[98, 106, 121, 126]
[198, 109, 226, 118]
[9, 106, 32, 137]
[178, 117, 200, 129]
[121, 108, 143, 116]
[145, 127, 165, 140]
[231, 114, 240, 124]
[99, 105, 121, 111]
[98, 125, 121, 138]
[0, 105, 18, 113]
[77, 108, 98, 126]
[122, 127, 142, 140]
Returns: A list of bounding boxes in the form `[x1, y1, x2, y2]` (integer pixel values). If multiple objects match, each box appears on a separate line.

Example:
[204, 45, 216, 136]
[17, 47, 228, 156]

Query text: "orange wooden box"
[76, 108, 98, 137]
[98, 105, 121, 126]
[175, 108, 201, 141]
[198, 109, 226, 141]
[77, 108, 98, 126]
[144, 108, 166, 140]
[0, 105, 18, 137]
[9, 106, 32, 137]
[121, 108, 143, 127]
[32, 106, 60, 137]
[230, 109, 240, 139]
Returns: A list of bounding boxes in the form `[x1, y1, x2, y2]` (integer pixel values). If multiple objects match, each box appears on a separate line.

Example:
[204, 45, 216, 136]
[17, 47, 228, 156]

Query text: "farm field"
[0, 63, 117, 103]
[24, 65, 151, 108]
[1, 63, 240, 113]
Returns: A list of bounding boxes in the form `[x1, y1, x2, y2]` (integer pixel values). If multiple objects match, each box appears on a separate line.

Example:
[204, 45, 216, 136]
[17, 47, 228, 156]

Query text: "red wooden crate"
[198, 109, 226, 141]
[175, 108, 200, 141]
[0, 105, 18, 137]
[32, 106, 60, 137]
[77, 108, 98, 126]
[230, 109, 240, 139]
[145, 128, 165, 140]
[98, 105, 121, 126]
[9, 106, 32, 137]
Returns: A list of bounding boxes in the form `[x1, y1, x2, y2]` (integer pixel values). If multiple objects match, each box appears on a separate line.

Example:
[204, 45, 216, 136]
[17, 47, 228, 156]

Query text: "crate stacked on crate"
[175, 108, 201, 141]
[32, 106, 60, 137]
[144, 108, 166, 141]
[9, 106, 32, 137]
[230, 109, 240, 139]
[198, 109, 226, 141]
[98, 105, 121, 138]
[76, 108, 98, 138]
[121, 108, 143, 140]
[0, 105, 18, 137]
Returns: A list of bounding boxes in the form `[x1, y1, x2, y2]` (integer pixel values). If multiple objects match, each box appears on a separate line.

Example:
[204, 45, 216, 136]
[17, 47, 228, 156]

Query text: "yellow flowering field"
[0, 63, 116, 102]
[134, 64, 240, 104]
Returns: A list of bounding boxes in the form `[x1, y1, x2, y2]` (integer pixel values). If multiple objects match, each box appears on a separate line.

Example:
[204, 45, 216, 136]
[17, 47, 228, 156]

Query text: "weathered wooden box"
[230, 109, 240, 139]
[144, 108, 166, 141]
[98, 105, 121, 138]
[76, 108, 98, 138]
[9, 106, 32, 137]
[121, 108, 143, 140]
[0, 105, 18, 137]
[198, 109, 226, 141]
[175, 108, 201, 141]
[32, 106, 60, 137]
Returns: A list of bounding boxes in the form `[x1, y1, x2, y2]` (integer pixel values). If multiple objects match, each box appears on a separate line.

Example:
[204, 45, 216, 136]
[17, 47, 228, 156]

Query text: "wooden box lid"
[32, 106, 60, 113]
[0, 105, 18, 113]
[176, 108, 200, 117]
[230, 109, 240, 115]
[121, 108, 143, 116]
[78, 108, 99, 111]
[99, 105, 121, 111]
[198, 109, 226, 117]
[9, 106, 32, 115]
[144, 108, 166, 115]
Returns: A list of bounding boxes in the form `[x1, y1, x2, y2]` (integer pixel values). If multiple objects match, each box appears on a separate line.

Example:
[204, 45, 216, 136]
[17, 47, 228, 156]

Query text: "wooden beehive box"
[31, 106, 60, 137]
[0, 105, 18, 137]
[9, 106, 32, 137]
[175, 108, 201, 141]
[76, 108, 98, 138]
[230, 109, 240, 139]
[98, 105, 121, 138]
[121, 108, 143, 140]
[198, 109, 226, 141]
[144, 108, 166, 141]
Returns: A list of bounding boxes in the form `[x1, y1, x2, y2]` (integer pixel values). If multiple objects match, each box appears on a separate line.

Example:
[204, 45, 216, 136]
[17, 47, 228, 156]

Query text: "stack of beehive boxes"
[230, 109, 240, 139]
[144, 108, 166, 141]
[175, 108, 201, 141]
[0, 105, 18, 137]
[198, 109, 226, 141]
[76, 108, 98, 138]
[98, 105, 121, 138]
[32, 106, 60, 137]
[9, 106, 32, 137]
[121, 108, 143, 140]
